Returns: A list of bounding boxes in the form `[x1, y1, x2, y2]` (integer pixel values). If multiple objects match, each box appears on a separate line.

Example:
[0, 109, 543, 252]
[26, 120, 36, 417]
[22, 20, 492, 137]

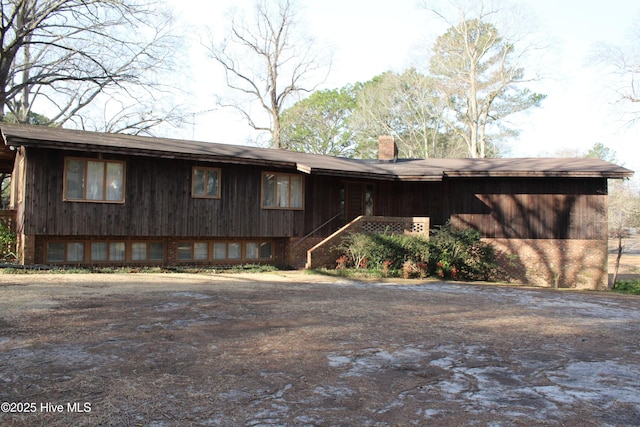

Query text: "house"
[0, 124, 634, 289]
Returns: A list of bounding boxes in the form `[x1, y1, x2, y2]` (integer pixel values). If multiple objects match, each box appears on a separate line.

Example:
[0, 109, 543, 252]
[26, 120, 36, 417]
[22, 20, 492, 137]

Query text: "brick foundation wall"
[20, 234, 36, 265]
[488, 238, 608, 290]
[288, 237, 324, 269]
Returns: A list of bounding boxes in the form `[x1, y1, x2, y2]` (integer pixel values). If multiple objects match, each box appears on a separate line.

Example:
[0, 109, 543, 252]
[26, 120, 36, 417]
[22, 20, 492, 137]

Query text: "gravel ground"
[0, 271, 639, 426]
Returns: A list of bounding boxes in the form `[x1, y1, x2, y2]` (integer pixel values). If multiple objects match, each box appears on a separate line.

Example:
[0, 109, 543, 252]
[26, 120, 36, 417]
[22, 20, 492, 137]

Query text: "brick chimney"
[378, 135, 398, 162]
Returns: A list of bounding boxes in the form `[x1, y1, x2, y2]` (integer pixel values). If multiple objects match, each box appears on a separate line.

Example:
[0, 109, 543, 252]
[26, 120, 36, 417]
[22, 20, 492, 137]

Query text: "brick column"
[166, 238, 177, 266]
[20, 234, 36, 265]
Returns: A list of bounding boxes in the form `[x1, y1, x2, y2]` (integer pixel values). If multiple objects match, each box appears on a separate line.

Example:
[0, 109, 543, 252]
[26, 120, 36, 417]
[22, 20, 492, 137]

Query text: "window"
[132, 242, 164, 262]
[46, 240, 273, 264]
[178, 242, 209, 261]
[246, 242, 259, 259]
[213, 242, 227, 260]
[228, 242, 241, 259]
[110, 242, 126, 261]
[212, 241, 242, 260]
[261, 172, 304, 209]
[64, 158, 125, 203]
[91, 242, 107, 261]
[192, 167, 221, 198]
[259, 242, 273, 259]
[47, 240, 162, 264]
[90, 242, 125, 262]
[47, 242, 65, 263]
[186, 240, 273, 262]
[46, 242, 85, 263]
[246, 242, 273, 260]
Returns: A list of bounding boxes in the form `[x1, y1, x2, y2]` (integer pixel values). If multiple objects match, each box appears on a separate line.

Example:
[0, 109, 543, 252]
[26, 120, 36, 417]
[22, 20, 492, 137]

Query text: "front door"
[343, 182, 374, 222]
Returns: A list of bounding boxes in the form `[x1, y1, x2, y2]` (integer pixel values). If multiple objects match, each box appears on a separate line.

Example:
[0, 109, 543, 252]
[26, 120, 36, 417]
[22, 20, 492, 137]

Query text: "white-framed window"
[261, 172, 304, 209]
[192, 167, 221, 198]
[64, 158, 125, 203]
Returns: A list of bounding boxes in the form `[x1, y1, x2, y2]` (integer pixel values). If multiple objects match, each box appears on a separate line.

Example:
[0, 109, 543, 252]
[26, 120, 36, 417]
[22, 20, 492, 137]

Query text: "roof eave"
[443, 171, 634, 179]
[9, 138, 297, 170]
[300, 165, 444, 181]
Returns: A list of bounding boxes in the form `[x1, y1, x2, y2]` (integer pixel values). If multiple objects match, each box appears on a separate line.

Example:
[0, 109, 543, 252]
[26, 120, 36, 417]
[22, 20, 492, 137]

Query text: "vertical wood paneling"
[26, 149, 306, 238]
[23, 148, 609, 241]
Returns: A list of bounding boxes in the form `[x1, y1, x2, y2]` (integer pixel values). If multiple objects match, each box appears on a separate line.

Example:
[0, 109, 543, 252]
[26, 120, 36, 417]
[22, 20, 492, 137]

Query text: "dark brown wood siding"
[24, 148, 307, 237]
[303, 174, 343, 236]
[373, 181, 446, 226]
[23, 148, 609, 241]
[445, 178, 607, 240]
[370, 177, 607, 240]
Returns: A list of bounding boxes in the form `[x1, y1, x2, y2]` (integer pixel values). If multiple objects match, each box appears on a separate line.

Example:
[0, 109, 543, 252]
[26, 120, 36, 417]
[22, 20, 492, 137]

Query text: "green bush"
[335, 232, 430, 272]
[0, 222, 16, 261]
[427, 222, 496, 281]
[613, 280, 640, 295]
[335, 222, 496, 281]
[335, 232, 373, 268]
[368, 233, 430, 269]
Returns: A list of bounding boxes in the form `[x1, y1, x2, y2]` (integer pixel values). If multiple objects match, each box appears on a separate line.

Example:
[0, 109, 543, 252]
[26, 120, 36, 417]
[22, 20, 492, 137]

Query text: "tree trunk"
[612, 232, 623, 288]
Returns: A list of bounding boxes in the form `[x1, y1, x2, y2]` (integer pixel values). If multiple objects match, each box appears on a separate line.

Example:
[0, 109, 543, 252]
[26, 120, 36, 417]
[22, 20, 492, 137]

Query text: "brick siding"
[488, 238, 608, 290]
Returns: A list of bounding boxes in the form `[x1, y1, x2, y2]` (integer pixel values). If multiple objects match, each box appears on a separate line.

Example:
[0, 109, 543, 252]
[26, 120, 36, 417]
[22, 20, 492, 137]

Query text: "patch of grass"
[310, 268, 370, 279]
[168, 264, 280, 274]
[612, 279, 640, 295]
[0, 264, 281, 275]
[310, 268, 403, 280]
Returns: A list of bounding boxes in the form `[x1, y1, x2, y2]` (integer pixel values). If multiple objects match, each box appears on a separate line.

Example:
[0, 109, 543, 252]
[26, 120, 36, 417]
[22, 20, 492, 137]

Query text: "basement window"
[90, 242, 126, 262]
[246, 242, 273, 260]
[178, 242, 209, 261]
[176, 240, 273, 262]
[213, 242, 242, 260]
[64, 158, 125, 203]
[46, 242, 85, 263]
[131, 242, 165, 262]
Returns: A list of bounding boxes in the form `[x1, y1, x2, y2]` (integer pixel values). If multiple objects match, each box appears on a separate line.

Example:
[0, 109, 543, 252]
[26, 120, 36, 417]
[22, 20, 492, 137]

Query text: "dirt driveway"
[0, 271, 639, 426]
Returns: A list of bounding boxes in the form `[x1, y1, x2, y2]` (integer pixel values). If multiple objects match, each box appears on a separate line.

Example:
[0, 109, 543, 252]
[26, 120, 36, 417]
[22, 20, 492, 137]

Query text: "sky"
[168, 0, 640, 174]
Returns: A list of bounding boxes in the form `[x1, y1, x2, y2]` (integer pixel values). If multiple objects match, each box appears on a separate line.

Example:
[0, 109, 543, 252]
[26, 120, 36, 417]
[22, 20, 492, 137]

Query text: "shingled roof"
[0, 123, 634, 180]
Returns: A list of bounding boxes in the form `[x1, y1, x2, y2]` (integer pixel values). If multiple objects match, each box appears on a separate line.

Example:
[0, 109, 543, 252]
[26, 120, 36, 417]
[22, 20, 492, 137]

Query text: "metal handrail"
[291, 211, 342, 248]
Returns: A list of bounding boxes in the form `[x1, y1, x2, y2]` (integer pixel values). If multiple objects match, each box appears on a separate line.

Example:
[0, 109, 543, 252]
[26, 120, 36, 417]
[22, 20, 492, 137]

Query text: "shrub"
[613, 280, 640, 295]
[336, 232, 429, 273]
[334, 222, 496, 281]
[427, 222, 496, 281]
[335, 233, 371, 269]
[0, 222, 16, 261]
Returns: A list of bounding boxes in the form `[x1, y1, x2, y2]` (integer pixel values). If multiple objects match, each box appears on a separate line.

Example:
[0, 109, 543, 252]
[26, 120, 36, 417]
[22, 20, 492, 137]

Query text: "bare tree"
[206, 0, 330, 148]
[0, 0, 183, 134]
[608, 179, 640, 287]
[591, 17, 640, 126]
[350, 69, 464, 159]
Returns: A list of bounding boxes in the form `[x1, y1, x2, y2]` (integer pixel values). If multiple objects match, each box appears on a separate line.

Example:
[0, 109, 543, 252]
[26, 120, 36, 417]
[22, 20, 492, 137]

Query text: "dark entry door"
[344, 182, 373, 222]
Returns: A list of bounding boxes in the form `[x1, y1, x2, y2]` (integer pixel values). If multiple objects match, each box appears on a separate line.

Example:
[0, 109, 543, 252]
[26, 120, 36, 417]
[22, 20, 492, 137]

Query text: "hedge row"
[335, 222, 496, 281]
